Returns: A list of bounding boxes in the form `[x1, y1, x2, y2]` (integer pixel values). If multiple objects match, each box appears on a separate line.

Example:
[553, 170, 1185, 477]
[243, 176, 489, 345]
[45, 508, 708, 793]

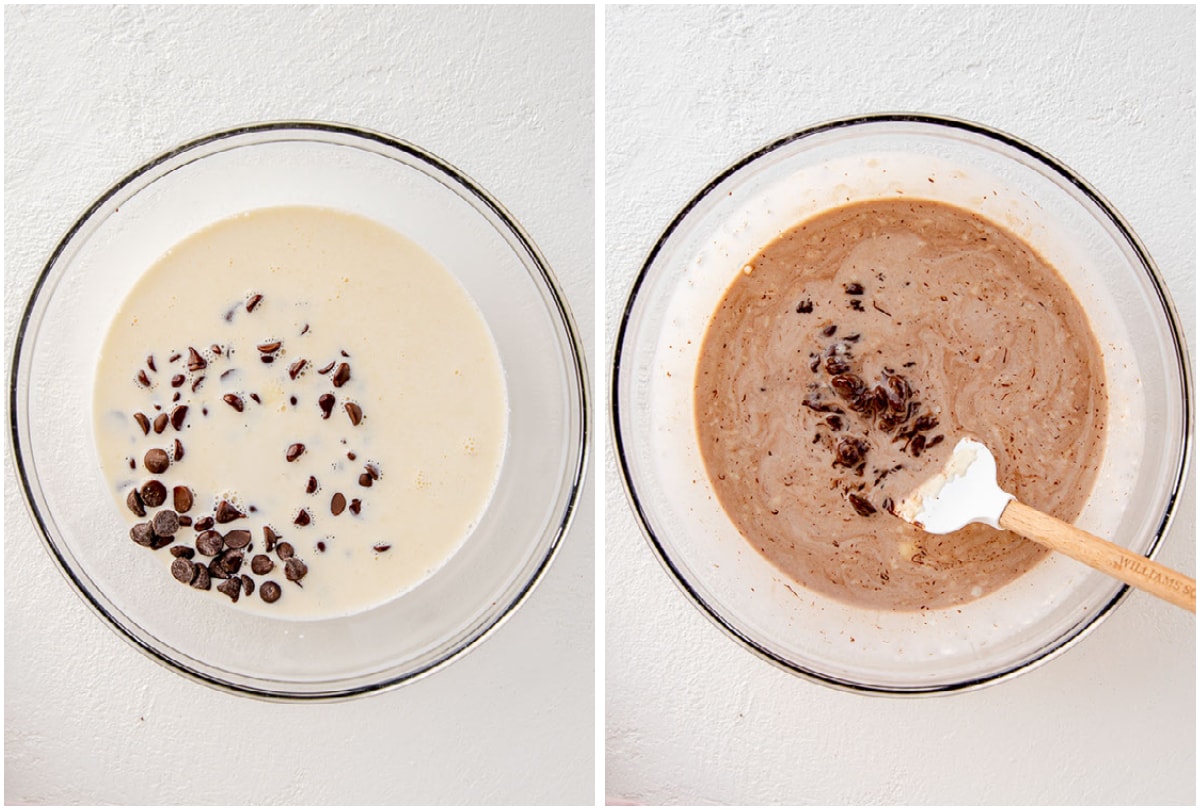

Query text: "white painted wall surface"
[605, 5, 1194, 805]
[5, 6, 594, 805]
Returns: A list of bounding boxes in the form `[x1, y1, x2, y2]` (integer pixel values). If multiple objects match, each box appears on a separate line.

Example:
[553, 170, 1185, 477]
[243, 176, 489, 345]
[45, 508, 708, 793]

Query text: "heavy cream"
[93, 206, 508, 619]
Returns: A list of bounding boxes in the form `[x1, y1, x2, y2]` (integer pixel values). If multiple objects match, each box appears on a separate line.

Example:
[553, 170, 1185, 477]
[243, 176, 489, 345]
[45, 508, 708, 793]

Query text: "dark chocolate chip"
[263, 526, 278, 553]
[170, 545, 195, 559]
[927, 434, 945, 448]
[358, 473, 373, 488]
[170, 374, 185, 388]
[318, 393, 335, 419]
[316, 541, 326, 552]
[217, 577, 241, 602]
[191, 375, 205, 393]
[373, 543, 392, 553]
[288, 359, 307, 380]
[190, 564, 211, 590]
[285, 443, 305, 462]
[152, 413, 169, 434]
[796, 300, 814, 314]
[187, 347, 207, 372]
[332, 363, 351, 388]
[127, 488, 146, 517]
[249, 393, 261, 404]
[285, 557, 308, 583]
[214, 548, 244, 577]
[247, 293, 263, 312]
[331, 492, 346, 516]
[257, 341, 281, 353]
[365, 463, 380, 480]
[844, 282, 864, 295]
[150, 534, 173, 550]
[243, 576, 255, 597]
[224, 529, 251, 549]
[177, 515, 192, 527]
[146, 355, 157, 372]
[293, 509, 311, 526]
[847, 493, 877, 517]
[317, 361, 336, 375]
[215, 500, 245, 523]
[305, 476, 318, 494]
[145, 448, 170, 474]
[822, 324, 838, 337]
[260, 581, 281, 603]
[129, 522, 156, 547]
[346, 451, 356, 461]
[194, 516, 215, 532]
[151, 509, 180, 537]
[141, 480, 167, 508]
[170, 405, 188, 430]
[137, 369, 151, 387]
[172, 486, 193, 513]
[344, 402, 363, 426]
[276, 542, 294, 559]
[196, 530, 224, 556]
[251, 554, 274, 575]
[349, 499, 361, 515]
[171, 558, 195, 584]
[223, 394, 244, 412]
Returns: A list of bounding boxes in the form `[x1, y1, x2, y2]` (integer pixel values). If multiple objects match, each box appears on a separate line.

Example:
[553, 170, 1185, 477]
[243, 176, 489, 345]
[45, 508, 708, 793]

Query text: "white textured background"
[606, 5, 1195, 806]
[5, 6, 594, 805]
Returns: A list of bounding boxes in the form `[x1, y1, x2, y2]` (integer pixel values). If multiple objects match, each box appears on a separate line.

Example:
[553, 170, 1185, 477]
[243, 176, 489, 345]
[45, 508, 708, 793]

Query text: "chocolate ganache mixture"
[695, 198, 1107, 610]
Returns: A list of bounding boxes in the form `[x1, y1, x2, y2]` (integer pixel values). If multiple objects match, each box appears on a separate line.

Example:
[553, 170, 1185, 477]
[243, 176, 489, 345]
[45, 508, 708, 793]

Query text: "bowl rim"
[609, 111, 1193, 696]
[9, 119, 591, 702]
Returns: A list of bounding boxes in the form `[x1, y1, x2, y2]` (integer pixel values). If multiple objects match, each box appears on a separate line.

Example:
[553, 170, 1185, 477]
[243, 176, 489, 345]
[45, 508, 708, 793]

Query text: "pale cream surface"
[695, 198, 1107, 610]
[94, 206, 507, 619]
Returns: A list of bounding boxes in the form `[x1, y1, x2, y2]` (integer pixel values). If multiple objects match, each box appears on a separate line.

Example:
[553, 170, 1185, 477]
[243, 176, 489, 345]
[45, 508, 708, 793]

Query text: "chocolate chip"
[288, 359, 307, 380]
[927, 434, 945, 448]
[262, 357, 274, 365]
[373, 543, 392, 553]
[152, 509, 180, 537]
[170, 545, 195, 559]
[289, 396, 298, 406]
[260, 581, 282, 603]
[168, 352, 181, 363]
[178, 515, 192, 527]
[211, 344, 222, 355]
[316, 541, 326, 552]
[217, 577, 241, 602]
[144, 448, 169, 474]
[224, 529, 251, 549]
[251, 554, 274, 575]
[127, 488, 146, 517]
[243, 576, 255, 597]
[825, 414, 843, 431]
[214, 548, 244, 577]
[830, 374, 865, 401]
[137, 369, 151, 387]
[305, 476, 318, 494]
[129, 458, 136, 470]
[141, 480, 167, 508]
[834, 437, 869, 468]
[129, 522, 155, 547]
[332, 363, 351, 388]
[293, 509, 311, 527]
[173, 437, 185, 462]
[223, 394, 244, 412]
[285, 443, 305, 462]
[317, 361, 336, 375]
[358, 473, 373, 488]
[194, 516, 214, 532]
[909, 434, 927, 457]
[847, 493, 877, 517]
[171, 558, 195, 584]
[172, 392, 181, 403]
[246, 293, 263, 312]
[300, 324, 310, 335]
[913, 414, 939, 432]
[822, 324, 838, 337]
[249, 393, 261, 404]
[257, 341, 281, 354]
[844, 282, 864, 295]
[276, 542, 294, 559]
[344, 402, 363, 426]
[150, 534, 173, 550]
[196, 530, 224, 556]
[330, 493, 346, 516]
[190, 564, 211, 590]
[341, 350, 350, 358]
[146, 355, 157, 372]
[285, 557, 308, 583]
[824, 356, 851, 376]
[152, 413, 169, 434]
[170, 405, 188, 430]
[318, 393, 335, 419]
[349, 498, 362, 515]
[346, 451, 357, 461]
[170, 374, 185, 388]
[263, 526, 278, 552]
[215, 500, 245, 524]
[365, 463, 380, 480]
[187, 347, 207, 372]
[796, 300, 814, 314]
[191, 375, 205, 393]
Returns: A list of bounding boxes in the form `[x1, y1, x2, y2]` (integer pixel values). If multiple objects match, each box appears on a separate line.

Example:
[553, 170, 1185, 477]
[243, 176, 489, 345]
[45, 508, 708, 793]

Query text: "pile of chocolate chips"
[121, 292, 388, 605]
[798, 285, 944, 519]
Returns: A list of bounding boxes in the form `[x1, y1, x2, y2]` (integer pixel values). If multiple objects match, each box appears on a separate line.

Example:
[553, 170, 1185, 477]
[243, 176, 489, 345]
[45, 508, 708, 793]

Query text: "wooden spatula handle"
[1000, 500, 1195, 612]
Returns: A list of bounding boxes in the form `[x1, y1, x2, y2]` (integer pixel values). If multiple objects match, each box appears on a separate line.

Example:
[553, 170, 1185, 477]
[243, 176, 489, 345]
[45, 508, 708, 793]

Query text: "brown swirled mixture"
[695, 198, 1106, 610]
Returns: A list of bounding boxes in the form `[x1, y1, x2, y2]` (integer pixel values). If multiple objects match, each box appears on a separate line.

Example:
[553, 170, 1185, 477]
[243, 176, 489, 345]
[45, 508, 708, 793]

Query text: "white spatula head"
[895, 437, 1015, 534]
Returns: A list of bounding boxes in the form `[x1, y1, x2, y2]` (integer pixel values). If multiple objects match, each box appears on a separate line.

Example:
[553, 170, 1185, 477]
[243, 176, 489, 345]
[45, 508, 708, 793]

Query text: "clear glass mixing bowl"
[11, 122, 589, 700]
[611, 113, 1191, 694]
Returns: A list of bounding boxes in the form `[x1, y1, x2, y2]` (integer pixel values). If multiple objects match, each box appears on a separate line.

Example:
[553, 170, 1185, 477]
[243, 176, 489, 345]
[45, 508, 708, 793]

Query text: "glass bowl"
[10, 122, 589, 700]
[611, 113, 1191, 695]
